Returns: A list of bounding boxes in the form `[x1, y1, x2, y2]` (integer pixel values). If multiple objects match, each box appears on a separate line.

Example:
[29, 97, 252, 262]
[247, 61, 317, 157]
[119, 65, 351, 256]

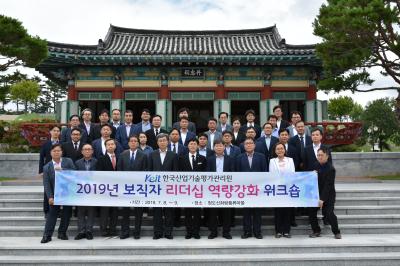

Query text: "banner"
[54, 171, 319, 208]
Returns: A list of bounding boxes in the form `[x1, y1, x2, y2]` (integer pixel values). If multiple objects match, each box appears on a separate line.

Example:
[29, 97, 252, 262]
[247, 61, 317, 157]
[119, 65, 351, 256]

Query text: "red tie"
[111, 154, 116, 170]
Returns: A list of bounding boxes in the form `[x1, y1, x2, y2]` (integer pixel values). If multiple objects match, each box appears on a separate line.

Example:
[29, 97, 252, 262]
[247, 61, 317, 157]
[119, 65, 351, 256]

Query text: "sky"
[1, 0, 398, 108]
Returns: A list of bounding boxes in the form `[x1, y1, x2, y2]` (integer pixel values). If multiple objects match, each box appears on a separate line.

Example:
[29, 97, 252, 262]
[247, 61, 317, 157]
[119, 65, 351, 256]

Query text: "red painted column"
[307, 85, 317, 100]
[67, 86, 77, 100]
[215, 84, 225, 99]
[159, 85, 169, 99]
[261, 84, 272, 100]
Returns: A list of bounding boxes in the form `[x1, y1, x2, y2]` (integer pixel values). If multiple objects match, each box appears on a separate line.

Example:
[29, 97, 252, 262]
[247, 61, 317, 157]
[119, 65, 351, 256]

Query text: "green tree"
[10, 80, 40, 113]
[328, 96, 356, 121]
[361, 98, 399, 151]
[350, 102, 364, 121]
[313, 0, 400, 121]
[0, 15, 47, 71]
[0, 70, 28, 112]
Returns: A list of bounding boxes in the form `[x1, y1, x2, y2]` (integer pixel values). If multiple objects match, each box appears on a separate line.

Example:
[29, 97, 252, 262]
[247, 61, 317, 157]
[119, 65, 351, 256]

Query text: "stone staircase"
[0, 183, 399, 265]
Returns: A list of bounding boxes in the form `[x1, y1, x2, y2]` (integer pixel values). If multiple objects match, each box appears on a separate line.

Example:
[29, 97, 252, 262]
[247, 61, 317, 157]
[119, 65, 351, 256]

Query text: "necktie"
[191, 154, 195, 170]
[300, 136, 305, 159]
[155, 128, 159, 136]
[111, 154, 116, 170]
[74, 142, 78, 151]
[173, 144, 177, 153]
[248, 155, 252, 168]
[130, 152, 135, 164]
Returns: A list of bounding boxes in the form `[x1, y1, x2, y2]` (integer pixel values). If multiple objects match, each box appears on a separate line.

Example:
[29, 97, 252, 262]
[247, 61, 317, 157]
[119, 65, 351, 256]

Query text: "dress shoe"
[185, 234, 192, 239]
[291, 222, 298, 227]
[164, 234, 173, 240]
[120, 234, 130, 240]
[153, 234, 162, 240]
[241, 232, 252, 239]
[275, 233, 282, 238]
[57, 233, 68, 240]
[254, 233, 263, 239]
[223, 233, 232, 239]
[86, 232, 93, 240]
[334, 233, 342, 239]
[192, 234, 201, 239]
[208, 232, 217, 239]
[74, 233, 86, 240]
[40, 236, 52, 244]
[283, 233, 292, 238]
[309, 232, 321, 238]
[133, 235, 141, 240]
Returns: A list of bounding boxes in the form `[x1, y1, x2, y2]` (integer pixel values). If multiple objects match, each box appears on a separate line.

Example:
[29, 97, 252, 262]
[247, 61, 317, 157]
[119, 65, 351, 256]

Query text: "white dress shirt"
[159, 150, 167, 164]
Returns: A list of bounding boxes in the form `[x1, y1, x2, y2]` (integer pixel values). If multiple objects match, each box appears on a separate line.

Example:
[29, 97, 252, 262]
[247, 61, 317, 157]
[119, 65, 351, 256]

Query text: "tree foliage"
[9, 80, 40, 112]
[0, 15, 47, 71]
[328, 96, 359, 121]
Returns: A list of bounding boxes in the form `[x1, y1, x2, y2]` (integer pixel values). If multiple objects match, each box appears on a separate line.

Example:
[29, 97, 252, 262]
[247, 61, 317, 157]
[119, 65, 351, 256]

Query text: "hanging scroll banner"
[54, 170, 319, 208]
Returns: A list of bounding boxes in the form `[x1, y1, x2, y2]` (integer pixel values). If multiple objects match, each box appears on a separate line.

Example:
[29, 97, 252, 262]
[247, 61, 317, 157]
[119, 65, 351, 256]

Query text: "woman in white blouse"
[269, 142, 295, 238]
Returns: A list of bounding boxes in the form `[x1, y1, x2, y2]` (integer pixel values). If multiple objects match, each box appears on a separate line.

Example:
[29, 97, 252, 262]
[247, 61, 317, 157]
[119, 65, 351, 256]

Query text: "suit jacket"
[197, 147, 215, 158]
[287, 124, 311, 137]
[269, 157, 296, 174]
[217, 123, 232, 133]
[39, 140, 59, 174]
[278, 119, 290, 130]
[168, 142, 188, 156]
[232, 130, 246, 146]
[43, 157, 75, 199]
[132, 122, 153, 136]
[240, 124, 262, 139]
[316, 162, 336, 203]
[115, 124, 137, 150]
[148, 150, 179, 171]
[117, 149, 148, 171]
[79, 123, 99, 144]
[75, 157, 97, 171]
[255, 135, 279, 170]
[235, 152, 267, 172]
[288, 134, 313, 166]
[173, 121, 196, 134]
[204, 130, 222, 150]
[62, 141, 84, 162]
[178, 130, 197, 146]
[145, 128, 168, 150]
[61, 127, 88, 144]
[224, 144, 241, 159]
[95, 153, 119, 171]
[178, 153, 207, 172]
[92, 138, 124, 159]
[285, 143, 300, 171]
[206, 154, 235, 172]
[303, 144, 333, 171]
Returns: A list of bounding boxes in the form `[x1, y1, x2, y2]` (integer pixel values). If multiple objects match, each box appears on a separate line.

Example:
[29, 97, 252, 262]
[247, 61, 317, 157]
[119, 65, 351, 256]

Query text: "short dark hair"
[218, 112, 229, 118]
[188, 138, 199, 145]
[245, 109, 256, 117]
[169, 128, 180, 135]
[198, 133, 208, 139]
[100, 124, 113, 131]
[50, 143, 62, 151]
[295, 120, 305, 127]
[268, 114, 277, 121]
[222, 130, 233, 137]
[141, 108, 151, 115]
[156, 133, 169, 141]
[278, 128, 290, 135]
[213, 139, 224, 146]
[69, 114, 80, 121]
[232, 116, 241, 123]
[128, 135, 139, 142]
[111, 108, 121, 114]
[273, 105, 282, 112]
[246, 126, 256, 133]
[104, 138, 115, 146]
[244, 137, 255, 144]
[152, 114, 162, 121]
[50, 125, 61, 131]
[70, 128, 81, 135]
[208, 118, 218, 124]
[177, 107, 190, 115]
[179, 117, 189, 122]
[311, 127, 323, 135]
[125, 109, 133, 115]
[99, 109, 109, 116]
[318, 146, 330, 155]
[290, 110, 302, 118]
[262, 122, 273, 128]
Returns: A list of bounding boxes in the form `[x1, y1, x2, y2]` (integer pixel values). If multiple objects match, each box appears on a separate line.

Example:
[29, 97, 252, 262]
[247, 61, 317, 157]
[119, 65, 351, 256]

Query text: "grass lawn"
[373, 175, 400, 180]
[0, 177, 17, 181]
[14, 113, 56, 122]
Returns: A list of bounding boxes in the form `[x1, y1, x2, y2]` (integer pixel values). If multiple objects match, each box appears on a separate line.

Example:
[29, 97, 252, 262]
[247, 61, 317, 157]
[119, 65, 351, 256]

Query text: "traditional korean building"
[37, 25, 325, 131]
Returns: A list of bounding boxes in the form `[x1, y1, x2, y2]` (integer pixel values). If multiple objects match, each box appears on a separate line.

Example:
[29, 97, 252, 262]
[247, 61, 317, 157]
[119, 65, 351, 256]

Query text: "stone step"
[0, 214, 399, 227]
[0, 224, 398, 237]
[0, 235, 398, 257]
[0, 252, 399, 265]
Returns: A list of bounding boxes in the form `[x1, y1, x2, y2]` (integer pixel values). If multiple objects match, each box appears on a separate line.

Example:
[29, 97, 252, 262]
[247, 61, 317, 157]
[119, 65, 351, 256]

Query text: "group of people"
[39, 106, 341, 243]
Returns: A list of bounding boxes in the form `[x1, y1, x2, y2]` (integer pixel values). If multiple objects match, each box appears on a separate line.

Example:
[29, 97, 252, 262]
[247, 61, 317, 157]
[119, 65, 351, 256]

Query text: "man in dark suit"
[273, 105, 290, 130]
[148, 133, 179, 240]
[168, 128, 188, 156]
[197, 133, 215, 157]
[95, 138, 119, 237]
[145, 114, 168, 149]
[178, 139, 207, 239]
[287, 111, 310, 137]
[278, 128, 300, 170]
[117, 135, 148, 239]
[94, 109, 116, 139]
[236, 137, 267, 239]
[207, 140, 235, 240]
[239, 127, 257, 153]
[240, 109, 262, 139]
[288, 121, 312, 171]
[178, 117, 196, 147]
[74, 143, 97, 241]
[115, 109, 136, 150]
[92, 124, 123, 159]
[304, 128, 333, 171]
[111, 108, 122, 129]
[172, 107, 196, 134]
[61, 114, 88, 143]
[132, 108, 152, 135]
[41, 144, 75, 243]
[39, 125, 61, 217]
[62, 128, 84, 162]
[79, 108, 99, 144]
[205, 118, 222, 150]
[256, 122, 279, 171]
[217, 112, 232, 133]
[222, 131, 241, 159]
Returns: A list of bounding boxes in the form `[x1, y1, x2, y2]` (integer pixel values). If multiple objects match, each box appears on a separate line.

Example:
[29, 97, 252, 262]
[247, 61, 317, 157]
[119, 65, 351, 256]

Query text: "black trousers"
[43, 193, 49, 215]
[309, 201, 340, 235]
[43, 205, 72, 237]
[153, 207, 174, 236]
[274, 208, 291, 234]
[100, 207, 118, 234]
[77, 206, 95, 234]
[120, 207, 143, 236]
[209, 208, 231, 234]
[184, 208, 201, 235]
[243, 208, 262, 235]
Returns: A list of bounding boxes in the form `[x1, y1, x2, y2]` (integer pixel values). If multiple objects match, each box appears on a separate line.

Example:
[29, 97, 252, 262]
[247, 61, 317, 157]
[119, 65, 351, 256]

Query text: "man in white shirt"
[217, 112, 232, 132]
[205, 118, 222, 150]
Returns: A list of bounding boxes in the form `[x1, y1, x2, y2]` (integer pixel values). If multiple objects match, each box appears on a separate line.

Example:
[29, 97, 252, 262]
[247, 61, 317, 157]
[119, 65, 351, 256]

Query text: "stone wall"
[0, 152, 399, 178]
